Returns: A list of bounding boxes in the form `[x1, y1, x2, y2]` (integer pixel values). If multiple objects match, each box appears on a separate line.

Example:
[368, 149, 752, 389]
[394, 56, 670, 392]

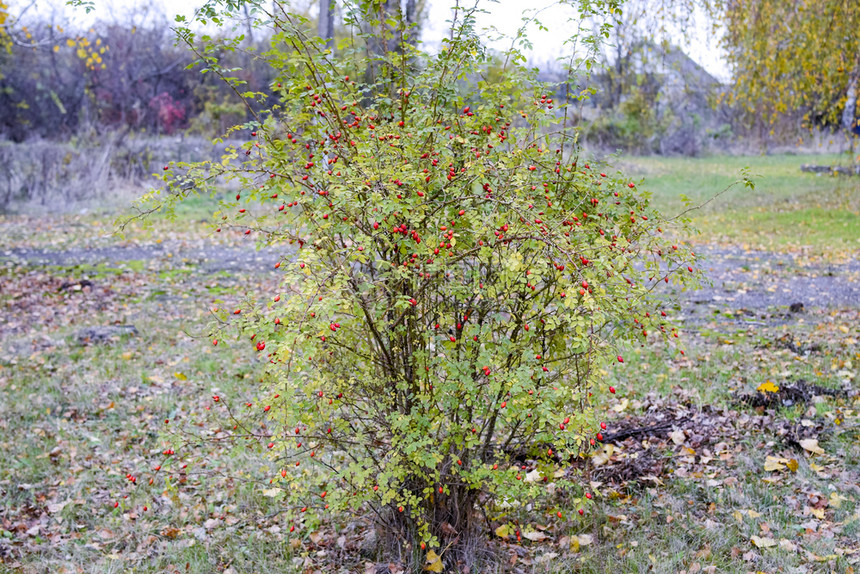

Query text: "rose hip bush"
[139, 0, 700, 566]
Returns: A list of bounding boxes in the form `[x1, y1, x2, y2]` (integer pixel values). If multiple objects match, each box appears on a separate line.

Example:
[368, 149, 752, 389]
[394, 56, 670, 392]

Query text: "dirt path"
[0, 243, 283, 274]
[2, 242, 858, 310]
[690, 244, 860, 310]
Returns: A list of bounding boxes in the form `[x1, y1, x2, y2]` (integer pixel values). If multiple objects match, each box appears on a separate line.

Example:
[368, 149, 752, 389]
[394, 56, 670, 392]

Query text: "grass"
[0, 190, 226, 251]
[621, 154, 860, 254]
[0, 154, 858, 573]
[561, 303, 860, 574]
[0, 256, 298, 573]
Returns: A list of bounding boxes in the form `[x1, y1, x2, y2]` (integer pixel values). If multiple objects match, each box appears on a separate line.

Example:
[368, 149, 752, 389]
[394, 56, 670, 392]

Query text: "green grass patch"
[623, 154, 860, 254]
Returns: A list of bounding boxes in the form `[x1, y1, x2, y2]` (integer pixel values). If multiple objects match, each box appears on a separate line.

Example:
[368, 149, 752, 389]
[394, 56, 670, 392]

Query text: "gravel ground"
[2, 242, 857, 310]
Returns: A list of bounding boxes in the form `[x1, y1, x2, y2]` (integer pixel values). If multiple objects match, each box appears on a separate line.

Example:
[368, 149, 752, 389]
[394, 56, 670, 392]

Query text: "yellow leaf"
[809, 507, 825, 519]
[566, 534, 592, 551]
[174, 372, 187, 381]
[494, 524, 511, 538]
[786, 459, 799, 472]
[829, 492, 847, 509]
[799, 438, 825, 455]
[591, 444, 615, 467]
[424, 550, 443, 573]
[757, 381, 779, 393]
[612, 398, 629, 412]
[764, 456, 787, 471]
[751, 535, 777, 548]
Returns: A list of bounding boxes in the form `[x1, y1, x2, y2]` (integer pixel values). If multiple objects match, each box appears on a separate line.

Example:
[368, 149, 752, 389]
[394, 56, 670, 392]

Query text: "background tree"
[0, 0, 11, 53]
[572, 0, 729, 155]
[0, 6, 278, 140]
[705, 0, 860, 143]
[318, 0, 333, 47]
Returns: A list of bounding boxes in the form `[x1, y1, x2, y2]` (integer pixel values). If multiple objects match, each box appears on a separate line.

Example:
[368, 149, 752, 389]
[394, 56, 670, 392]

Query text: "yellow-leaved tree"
[0, 0, 11, 53]
[707, 0, 859, 137]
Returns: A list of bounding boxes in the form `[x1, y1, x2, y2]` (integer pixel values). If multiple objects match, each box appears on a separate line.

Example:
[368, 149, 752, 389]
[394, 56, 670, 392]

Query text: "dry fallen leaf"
[591, 444, 615, 467]
[829, 492, 847, 508]
[565, 534, 593, 553]
[576, 534, 593, 546]
[764, 456, 788, 472]
[524, 469, 542, 483]
[423, 550, 443, 573]
[751, 535, 777, 548]
[670, 429, 686, 445]
[521, 529, 548, 542]
[97, 529, 115, 540]
[494, 524, 511, 539]
[799, 438, 825, 455]
[47, 500, 70, 514]
[535, 552, 558, 563]
[612, 398, 629, 413]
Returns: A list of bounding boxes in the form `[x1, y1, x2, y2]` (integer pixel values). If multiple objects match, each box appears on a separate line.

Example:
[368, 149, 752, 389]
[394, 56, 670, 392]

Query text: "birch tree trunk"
[843, 58, 859, 163]
[318, 0, 334, 48]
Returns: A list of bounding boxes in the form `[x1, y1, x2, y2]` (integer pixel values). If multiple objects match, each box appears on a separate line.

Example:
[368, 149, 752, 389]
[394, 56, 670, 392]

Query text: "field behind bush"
[0, 153, 858, 573]
[622, 153, 860, 254]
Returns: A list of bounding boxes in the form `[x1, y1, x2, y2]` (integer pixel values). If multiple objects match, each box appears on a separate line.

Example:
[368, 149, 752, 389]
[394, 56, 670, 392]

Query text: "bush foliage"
[142, 0, 701, 566]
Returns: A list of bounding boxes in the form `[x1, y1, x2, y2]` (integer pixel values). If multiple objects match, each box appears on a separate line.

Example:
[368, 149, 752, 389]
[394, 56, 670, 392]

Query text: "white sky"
[432, 1, 728, 81]
[16, 0, 730, 81]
